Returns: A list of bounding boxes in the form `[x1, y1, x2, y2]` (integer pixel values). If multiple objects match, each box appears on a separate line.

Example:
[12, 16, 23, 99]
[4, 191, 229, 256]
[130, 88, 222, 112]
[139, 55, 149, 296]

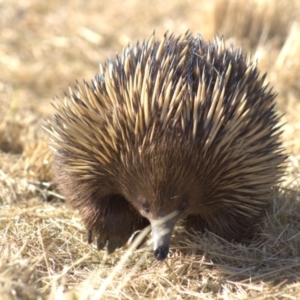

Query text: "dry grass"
[1, 0, 300, 298]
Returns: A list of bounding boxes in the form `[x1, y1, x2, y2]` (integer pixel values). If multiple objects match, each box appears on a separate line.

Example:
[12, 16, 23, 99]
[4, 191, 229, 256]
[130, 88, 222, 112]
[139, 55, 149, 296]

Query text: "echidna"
[47, 32, 285, 261]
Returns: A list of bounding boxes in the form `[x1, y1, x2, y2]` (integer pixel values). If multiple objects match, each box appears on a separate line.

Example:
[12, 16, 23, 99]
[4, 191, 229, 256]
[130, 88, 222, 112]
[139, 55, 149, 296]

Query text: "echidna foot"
[87, 229, 132, 254]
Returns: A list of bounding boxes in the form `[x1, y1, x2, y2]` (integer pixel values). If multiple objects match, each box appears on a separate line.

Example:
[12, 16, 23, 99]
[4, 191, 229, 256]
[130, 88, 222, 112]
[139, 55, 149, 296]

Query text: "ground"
[1, 0, 300, 299]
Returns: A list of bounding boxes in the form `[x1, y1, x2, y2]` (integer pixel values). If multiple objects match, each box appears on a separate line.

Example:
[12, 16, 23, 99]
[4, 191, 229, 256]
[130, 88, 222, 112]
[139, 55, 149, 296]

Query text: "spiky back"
[48, 32, 285, 224]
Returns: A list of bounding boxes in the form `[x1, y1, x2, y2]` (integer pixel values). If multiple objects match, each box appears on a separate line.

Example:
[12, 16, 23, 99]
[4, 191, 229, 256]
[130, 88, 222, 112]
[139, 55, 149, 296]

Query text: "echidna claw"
[96, 236, 107, 251]
[87, 230, 93, 244]
[107, 240, 119, 254]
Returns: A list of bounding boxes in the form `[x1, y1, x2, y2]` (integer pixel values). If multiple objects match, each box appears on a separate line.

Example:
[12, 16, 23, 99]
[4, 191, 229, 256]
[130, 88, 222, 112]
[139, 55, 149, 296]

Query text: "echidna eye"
[142, 200, 150, 213]
[180, 202, 188, 213]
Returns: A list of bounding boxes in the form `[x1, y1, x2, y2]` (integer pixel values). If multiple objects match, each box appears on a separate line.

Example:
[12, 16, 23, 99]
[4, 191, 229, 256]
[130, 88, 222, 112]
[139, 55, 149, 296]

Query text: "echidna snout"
[154, 247, 169, 261]
[150, 213, 178, 260]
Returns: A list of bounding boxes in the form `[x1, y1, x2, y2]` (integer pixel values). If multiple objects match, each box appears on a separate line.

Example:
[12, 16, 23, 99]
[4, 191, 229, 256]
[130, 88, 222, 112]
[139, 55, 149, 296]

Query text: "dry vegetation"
[1, 0, 300, 299]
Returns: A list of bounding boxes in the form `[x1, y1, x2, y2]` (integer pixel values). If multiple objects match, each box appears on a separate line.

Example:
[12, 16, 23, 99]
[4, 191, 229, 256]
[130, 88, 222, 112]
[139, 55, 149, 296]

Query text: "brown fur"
[47, 32, 286, 259]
